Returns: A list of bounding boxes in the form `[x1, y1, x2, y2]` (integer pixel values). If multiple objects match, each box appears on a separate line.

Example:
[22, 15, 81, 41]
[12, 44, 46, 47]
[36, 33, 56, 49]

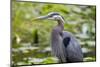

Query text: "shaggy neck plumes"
[51, 18, 66, 62]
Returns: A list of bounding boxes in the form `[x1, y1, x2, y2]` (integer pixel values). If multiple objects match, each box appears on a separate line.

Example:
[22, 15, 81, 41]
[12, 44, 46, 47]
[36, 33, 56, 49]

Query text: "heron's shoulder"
[62, 31, 74, 38]
[62, 31, 80, 47]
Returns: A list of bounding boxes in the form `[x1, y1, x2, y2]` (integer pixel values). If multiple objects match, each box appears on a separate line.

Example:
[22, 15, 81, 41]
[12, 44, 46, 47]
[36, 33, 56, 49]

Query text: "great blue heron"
[35, 12, 83, 63]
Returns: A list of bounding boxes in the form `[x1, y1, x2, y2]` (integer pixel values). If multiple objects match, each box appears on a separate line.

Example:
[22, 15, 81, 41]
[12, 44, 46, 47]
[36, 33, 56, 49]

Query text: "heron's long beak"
[34, 15, 49, 21]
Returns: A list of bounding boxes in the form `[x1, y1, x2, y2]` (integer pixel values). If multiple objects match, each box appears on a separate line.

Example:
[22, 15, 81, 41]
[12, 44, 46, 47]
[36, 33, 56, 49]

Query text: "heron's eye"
[49, 15, 53, 17]
[48, 15, 54, 17]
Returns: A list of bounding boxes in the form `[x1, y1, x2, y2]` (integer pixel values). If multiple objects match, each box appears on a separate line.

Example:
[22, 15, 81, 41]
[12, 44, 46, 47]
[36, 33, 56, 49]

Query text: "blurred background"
[12, 0, 96, 66]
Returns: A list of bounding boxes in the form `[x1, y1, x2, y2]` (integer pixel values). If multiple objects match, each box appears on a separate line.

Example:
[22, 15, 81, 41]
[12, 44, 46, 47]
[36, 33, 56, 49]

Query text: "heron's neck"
[51, 19, 66, 62]
[51, 18, 64, 36]
[57, 19, 64, 31]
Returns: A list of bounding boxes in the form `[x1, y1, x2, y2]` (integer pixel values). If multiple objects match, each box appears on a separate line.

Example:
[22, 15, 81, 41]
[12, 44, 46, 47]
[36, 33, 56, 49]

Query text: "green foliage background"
[12, 0, 96, 66]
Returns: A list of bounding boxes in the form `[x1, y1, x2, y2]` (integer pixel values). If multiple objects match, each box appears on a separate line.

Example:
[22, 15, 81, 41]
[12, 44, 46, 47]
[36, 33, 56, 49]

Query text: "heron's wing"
[62, 31, 83, 62]
[63, 37, 70, 47]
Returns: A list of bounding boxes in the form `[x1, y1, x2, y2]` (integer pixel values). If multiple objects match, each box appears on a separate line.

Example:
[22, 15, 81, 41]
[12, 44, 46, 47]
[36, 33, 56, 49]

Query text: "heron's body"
[62, 31, 83, 62]
[35, 12, 83, 63]
[51, 19, 83, 63]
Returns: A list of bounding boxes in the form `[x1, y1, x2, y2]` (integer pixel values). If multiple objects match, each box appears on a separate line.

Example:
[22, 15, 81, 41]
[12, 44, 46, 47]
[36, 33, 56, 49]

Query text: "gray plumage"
[35, 12, 83, 63]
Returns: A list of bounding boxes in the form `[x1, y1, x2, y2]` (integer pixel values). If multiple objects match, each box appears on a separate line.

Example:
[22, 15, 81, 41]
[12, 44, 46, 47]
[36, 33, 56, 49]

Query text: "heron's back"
[62, 31, 83, 62]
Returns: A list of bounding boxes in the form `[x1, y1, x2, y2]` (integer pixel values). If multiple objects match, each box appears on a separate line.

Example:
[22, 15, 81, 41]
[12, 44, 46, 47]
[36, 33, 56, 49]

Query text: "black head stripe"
[48, 12, 60, 17]
[51, 12, 60, 15]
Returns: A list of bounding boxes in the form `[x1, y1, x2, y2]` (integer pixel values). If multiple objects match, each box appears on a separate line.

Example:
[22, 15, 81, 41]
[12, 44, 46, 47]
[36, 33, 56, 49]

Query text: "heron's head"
[35, 12, 64, 21]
